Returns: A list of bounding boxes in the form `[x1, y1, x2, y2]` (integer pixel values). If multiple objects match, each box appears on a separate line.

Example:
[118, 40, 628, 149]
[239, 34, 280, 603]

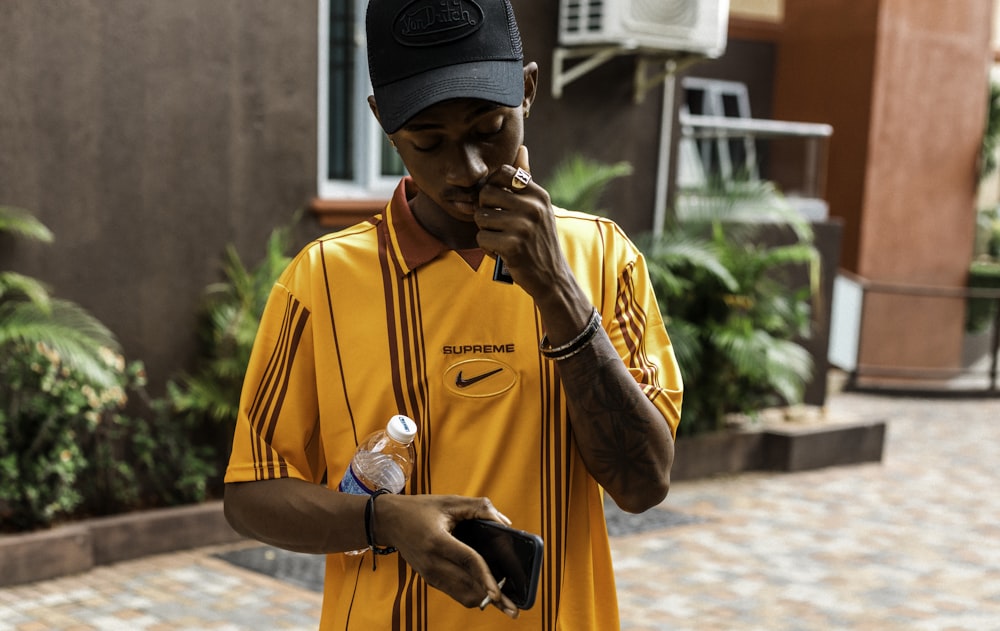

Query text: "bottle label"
[338, 463, 375, 496]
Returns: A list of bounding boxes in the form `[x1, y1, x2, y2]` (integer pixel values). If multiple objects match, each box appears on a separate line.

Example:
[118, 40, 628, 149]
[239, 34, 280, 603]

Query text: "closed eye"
[411, 136, 442, 153]
[476, 117, 505, 139]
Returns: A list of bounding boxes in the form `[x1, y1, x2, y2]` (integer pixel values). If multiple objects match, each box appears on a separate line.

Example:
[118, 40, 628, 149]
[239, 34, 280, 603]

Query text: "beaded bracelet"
[364, 488, 397, 570]
[538, 307, 602, 361]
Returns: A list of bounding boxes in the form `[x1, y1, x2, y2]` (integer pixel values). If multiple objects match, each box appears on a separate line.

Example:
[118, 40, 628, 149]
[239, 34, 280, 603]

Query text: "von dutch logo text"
[394, 0, 484, 46]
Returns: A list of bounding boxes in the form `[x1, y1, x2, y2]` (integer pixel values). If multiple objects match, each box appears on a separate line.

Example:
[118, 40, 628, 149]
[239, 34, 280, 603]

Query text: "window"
[318, 0, 405, 199]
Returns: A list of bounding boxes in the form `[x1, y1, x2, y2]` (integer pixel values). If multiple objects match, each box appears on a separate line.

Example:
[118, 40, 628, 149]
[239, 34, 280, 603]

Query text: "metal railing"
[830, 272, 1000, 393]
[678, 112, 834, 200]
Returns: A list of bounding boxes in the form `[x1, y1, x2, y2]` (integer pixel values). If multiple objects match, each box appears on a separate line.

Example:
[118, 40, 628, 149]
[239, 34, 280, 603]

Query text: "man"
[223, 0, 682, 628]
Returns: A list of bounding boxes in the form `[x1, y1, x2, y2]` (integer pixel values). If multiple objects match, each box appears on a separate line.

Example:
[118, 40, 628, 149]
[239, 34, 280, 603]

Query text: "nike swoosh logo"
[455, 368, 504, 388]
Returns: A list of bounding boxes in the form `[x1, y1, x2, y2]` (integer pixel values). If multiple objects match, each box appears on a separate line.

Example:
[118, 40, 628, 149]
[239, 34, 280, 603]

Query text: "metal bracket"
[633, 55, 703, 104]
[551, 44, 637, 100]
[552, 45, 706, 104]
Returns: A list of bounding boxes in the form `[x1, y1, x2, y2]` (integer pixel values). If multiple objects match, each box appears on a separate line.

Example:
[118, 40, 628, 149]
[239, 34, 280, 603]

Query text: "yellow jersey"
[226, 178, 682, 630]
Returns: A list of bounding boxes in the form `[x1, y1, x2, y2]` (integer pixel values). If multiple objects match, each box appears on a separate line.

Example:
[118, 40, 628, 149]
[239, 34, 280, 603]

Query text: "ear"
[522, 62, 539, 113]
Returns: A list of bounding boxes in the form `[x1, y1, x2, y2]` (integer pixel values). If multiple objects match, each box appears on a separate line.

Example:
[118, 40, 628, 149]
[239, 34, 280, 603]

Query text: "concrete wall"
[772, 0, 994, 382]
[512, 0, 666, 236]
[856, 1, 991, 378]
[0, 0, 673, 395]
[14, 0, 980, 394]
[0, 1, 323, 392]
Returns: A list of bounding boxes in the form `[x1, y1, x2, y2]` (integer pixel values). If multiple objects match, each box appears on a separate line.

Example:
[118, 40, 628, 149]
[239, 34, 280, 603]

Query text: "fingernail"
[497, 511, 512, 526]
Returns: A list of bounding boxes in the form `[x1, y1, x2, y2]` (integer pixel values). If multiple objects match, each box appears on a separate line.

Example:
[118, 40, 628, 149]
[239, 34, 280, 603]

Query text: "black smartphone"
[452, 519, 544, 610]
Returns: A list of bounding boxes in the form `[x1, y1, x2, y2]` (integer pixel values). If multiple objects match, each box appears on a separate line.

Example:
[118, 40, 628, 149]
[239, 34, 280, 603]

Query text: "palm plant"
[544, 158, 819, 436]
[643, 180, 819, 435]
[545, 154, 633, 215]
[0, 206, 121, 388]
[1, 206, 134, 529]
[166, 218, 297, 449]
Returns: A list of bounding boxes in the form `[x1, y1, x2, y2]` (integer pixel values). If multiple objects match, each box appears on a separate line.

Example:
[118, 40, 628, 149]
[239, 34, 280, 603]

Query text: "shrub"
[544, 160, 819, 436]
[0, 342, 135, 530]
[0, 206, 215, 530]
[164, 218, 297, 492]
[0, 206, 133, 530]
[640, 181, 819, 436]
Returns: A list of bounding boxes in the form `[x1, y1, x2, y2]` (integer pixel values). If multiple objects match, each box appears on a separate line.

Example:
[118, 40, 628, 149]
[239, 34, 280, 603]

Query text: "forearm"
[224, 478, 369, 554]
[534, 281, 674, 514]
[226, 480, 519, 614]
[554, 331, 674, 513]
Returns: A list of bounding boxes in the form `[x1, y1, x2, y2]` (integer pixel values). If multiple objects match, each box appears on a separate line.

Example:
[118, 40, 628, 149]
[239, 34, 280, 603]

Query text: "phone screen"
[452, 519, 544, 610]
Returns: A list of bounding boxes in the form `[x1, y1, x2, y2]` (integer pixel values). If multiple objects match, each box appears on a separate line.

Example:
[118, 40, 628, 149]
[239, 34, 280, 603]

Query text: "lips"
[446, 197, 480, 216]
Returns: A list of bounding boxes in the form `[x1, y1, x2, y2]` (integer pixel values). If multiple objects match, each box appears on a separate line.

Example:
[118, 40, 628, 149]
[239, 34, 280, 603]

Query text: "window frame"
[317, 0, 402, 200]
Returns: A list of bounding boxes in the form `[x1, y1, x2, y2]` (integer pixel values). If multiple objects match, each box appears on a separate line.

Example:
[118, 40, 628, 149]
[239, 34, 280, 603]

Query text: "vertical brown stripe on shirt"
[377, 223, 409, 422]
[614, 265, 642, 356]
[269, 302, 309, 478]
[248, 294, 308, 479]
[400, 562, 424, 631]
[553, 385, 568, 631]
[376, 223, 409, 629]
[255, 297, 296, 477]
[263, 300, 308, 445]
[402, 275, 433, 501]
[401, 277, 428, 431]
[318, 240, 360, 446]
[378, 221, 434, 629]
[595, 219, 610, 311]
[400, 277, 431, 628]
[246, 295, 294, 477]
[537, 320, 562, 631]
[391, 556, 405, 631]
[617, 263, 662, 392]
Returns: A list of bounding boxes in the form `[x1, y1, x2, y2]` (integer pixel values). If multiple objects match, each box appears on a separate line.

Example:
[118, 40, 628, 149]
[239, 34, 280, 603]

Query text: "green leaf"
[543, 155, 634, 215]
[0, 206, 54, 243]
[0, 271, 53, 307]
[0, 298, 121, 388]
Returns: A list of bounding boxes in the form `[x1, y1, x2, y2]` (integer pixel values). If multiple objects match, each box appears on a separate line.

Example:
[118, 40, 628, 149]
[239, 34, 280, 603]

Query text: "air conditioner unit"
[558, 0, 730, 58]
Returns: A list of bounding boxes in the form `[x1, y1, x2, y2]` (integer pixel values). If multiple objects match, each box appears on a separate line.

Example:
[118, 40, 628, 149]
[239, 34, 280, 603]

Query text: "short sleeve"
[224, 279, 324, 484]
[606, 247, 684, 438]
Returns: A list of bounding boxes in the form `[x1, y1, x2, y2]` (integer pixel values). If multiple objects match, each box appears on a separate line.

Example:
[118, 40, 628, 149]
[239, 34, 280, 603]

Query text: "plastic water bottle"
[339, 414, 417, 555]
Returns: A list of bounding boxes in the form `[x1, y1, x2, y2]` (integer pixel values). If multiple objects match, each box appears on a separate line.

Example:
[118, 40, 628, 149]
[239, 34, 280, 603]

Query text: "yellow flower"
[102, 386, 126, 407]
[81, 385, 101, 409]
[36, 342, 62, 366]
[98, 347, 126, 372]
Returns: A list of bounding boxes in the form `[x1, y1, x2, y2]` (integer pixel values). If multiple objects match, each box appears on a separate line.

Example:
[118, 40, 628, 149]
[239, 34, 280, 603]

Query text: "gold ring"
[511, 168, 531, 190]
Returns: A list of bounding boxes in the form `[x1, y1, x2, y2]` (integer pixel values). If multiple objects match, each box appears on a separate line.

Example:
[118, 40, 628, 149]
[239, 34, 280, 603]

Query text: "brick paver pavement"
[1, 389, 998, 630]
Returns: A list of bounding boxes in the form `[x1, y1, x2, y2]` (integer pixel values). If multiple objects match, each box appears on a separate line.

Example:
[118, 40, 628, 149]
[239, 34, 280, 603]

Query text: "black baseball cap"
[366, 0, 525, 134]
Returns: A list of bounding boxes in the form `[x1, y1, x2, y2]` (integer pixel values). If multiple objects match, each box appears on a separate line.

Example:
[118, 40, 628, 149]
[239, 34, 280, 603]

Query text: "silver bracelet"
[539, 308, 602, 361]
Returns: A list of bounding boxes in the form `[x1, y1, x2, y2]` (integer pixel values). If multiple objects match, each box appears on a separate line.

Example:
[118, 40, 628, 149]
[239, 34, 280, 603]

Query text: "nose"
[445, 142, 489, 190]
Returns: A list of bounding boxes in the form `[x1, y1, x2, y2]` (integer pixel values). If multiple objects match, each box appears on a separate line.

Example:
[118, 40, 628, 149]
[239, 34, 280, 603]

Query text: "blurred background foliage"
[2, 155, 819, 531]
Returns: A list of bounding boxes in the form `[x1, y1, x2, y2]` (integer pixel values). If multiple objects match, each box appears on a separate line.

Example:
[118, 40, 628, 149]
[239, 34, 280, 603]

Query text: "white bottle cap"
[386, 414, 417, 444]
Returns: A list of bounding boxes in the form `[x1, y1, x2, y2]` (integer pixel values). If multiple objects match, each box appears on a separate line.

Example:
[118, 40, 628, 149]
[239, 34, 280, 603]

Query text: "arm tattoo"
[572, 355, 659, 490]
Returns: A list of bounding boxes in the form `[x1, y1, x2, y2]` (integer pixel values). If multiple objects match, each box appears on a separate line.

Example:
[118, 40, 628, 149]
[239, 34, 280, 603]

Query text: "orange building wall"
[772, 0, 881, 274]
[773, 0, 993, 381]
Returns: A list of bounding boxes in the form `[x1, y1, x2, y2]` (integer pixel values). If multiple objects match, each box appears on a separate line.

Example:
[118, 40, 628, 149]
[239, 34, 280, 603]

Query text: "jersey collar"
[384, 177, 476, 275]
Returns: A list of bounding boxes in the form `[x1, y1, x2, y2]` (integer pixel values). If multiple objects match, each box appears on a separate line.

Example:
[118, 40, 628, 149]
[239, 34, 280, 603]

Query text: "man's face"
[390, 97, 525, 222]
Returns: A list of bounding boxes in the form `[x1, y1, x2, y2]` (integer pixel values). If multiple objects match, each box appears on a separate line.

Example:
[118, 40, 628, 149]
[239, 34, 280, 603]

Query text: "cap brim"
[375, 60, 524, 134]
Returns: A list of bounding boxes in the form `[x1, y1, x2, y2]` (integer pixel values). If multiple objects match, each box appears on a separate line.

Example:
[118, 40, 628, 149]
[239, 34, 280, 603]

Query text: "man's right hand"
[374, 493, 520, 618]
